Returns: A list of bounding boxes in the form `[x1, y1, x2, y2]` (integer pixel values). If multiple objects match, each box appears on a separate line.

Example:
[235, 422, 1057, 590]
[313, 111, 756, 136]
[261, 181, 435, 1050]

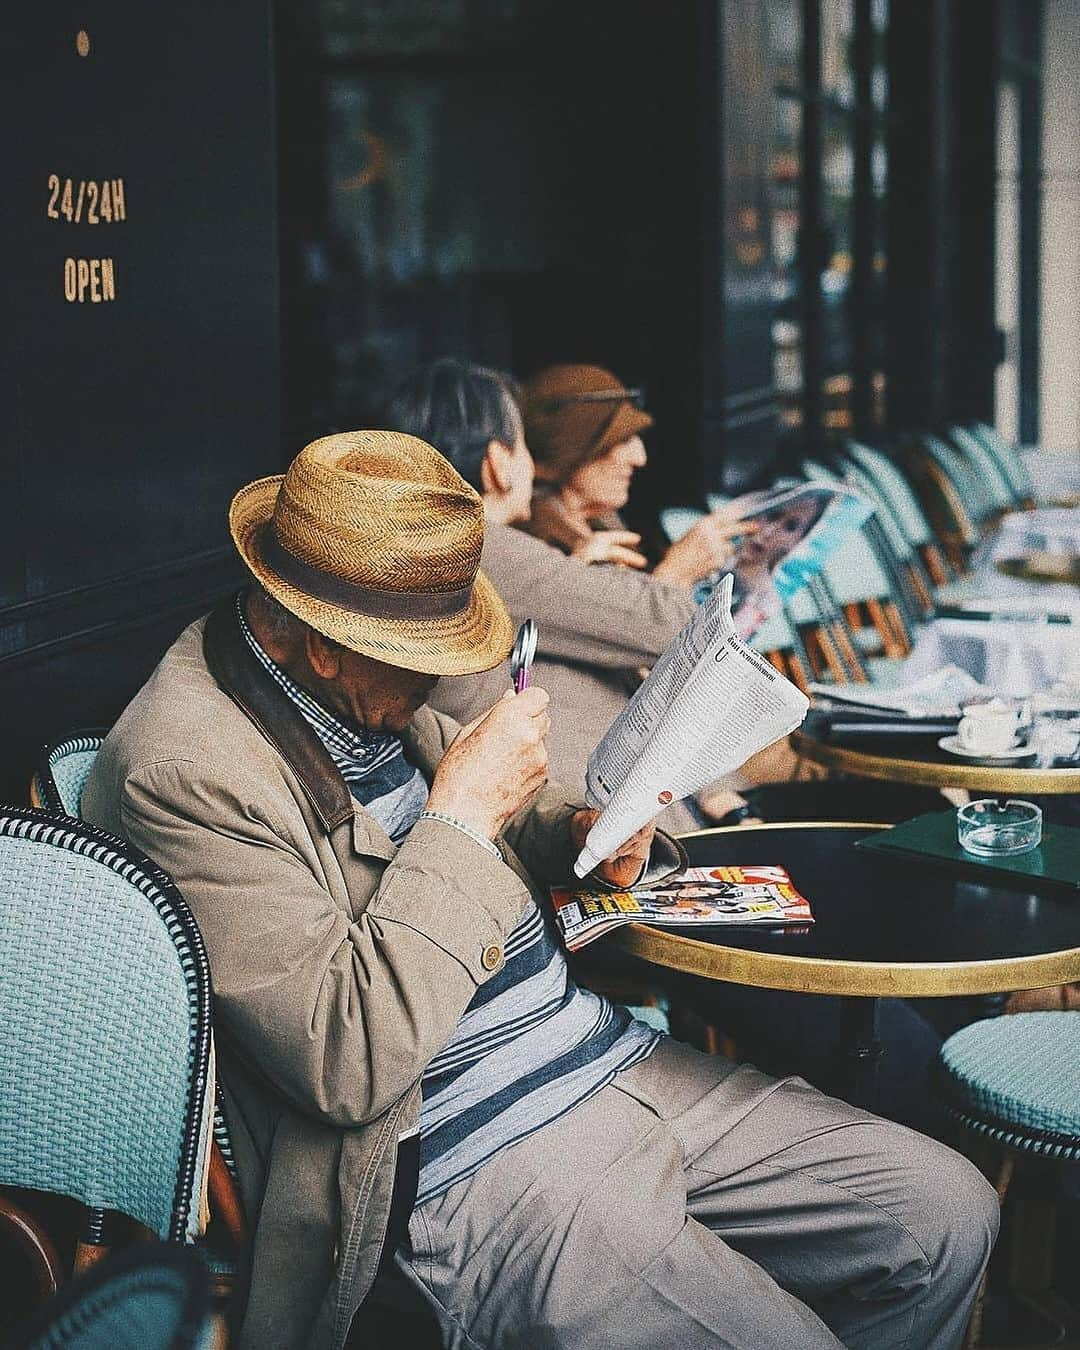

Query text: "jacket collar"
[203, 598, 355, 834]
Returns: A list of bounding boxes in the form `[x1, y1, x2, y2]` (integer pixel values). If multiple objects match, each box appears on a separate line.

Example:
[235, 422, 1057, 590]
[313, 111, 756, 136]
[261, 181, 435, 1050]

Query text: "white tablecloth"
[904, 616, 1079, 697]
[903, 501, 1080, 696]
[976, 507, 1080, 567]
[1023, 448, 1080, 503]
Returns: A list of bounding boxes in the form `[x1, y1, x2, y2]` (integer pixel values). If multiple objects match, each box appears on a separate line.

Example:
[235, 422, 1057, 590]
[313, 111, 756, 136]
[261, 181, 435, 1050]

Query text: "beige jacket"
[82, 602, 584, 1350]
[432, 522, 700, 831]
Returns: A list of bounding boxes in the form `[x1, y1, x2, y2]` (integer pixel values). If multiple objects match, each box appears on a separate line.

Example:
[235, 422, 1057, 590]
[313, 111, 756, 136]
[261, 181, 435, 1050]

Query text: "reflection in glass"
[820, 0, 854, 107]
[822, 109, 854, 429]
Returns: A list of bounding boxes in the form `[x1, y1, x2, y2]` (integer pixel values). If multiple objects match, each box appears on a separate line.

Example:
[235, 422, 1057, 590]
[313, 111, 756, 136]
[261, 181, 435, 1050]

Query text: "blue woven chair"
[907, 433, 992, 569]
[938, 1013, 1080, 1347]
[15, 1243, 217, 1350]
[30, 739, 247, 1252]
[30, 732, 105, 816]
[842, 441, 953, 587]
[947, 426, 1023, 512]
[0, 808, 213, 1279]
[967, 422, 1036, 505]
[800, 459, 916, 658]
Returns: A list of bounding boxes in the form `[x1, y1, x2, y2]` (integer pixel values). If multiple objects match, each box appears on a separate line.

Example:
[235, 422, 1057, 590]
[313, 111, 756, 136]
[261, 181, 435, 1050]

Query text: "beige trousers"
[399, 1038, 998, 1349]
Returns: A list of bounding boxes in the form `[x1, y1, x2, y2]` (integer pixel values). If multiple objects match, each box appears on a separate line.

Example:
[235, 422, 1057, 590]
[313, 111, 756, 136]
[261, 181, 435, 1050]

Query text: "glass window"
[769, 2, 803, 430]
[768, 0, 888, 443]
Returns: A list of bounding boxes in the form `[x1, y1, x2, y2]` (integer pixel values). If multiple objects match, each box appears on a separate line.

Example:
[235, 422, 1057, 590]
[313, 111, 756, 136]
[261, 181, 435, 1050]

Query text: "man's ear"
[305, 626, 343, 680]
[481, 440, 512, 496]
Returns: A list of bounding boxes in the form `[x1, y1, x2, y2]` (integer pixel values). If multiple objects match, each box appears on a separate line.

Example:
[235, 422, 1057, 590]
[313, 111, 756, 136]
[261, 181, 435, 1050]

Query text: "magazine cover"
[552, 865, 814, 951]
[693, 483, 873, 639]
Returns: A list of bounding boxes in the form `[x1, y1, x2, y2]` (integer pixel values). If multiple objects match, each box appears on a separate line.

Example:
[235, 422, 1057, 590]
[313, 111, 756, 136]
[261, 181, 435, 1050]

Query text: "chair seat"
[939, 1013, 1080, 1156]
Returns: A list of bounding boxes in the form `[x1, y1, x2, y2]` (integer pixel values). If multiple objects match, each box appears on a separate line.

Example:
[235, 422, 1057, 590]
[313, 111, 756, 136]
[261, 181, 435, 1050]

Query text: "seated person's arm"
[491, 527, 697, 670]
[118, 701, 550, 1129]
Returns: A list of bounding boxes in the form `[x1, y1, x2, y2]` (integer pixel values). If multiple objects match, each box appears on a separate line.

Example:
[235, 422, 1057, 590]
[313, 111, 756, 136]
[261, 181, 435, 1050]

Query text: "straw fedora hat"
[229, 430, 513, 676]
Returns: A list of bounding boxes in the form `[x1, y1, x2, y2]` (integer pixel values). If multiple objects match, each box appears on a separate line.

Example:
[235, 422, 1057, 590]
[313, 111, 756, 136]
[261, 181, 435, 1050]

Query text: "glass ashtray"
[957, 799, 1042, 857]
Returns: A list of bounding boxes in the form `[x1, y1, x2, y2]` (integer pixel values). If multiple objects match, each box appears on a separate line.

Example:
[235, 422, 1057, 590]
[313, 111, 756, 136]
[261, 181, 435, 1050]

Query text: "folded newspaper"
[552, 865, 814, 952]
[808, 665, 990, 719]
[572, 573, 810, 877]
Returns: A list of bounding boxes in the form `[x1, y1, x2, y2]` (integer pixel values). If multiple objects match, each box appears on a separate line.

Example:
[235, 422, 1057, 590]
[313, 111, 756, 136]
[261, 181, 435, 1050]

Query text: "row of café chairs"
[668, 422, 1038, 695]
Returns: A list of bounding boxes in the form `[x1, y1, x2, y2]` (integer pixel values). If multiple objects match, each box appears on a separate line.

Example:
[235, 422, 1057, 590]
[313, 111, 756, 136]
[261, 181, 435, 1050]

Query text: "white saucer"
[937, 735, 1036, 762]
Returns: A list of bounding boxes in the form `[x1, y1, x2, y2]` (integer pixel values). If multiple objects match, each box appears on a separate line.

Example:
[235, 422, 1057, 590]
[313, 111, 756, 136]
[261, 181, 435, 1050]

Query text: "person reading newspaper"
[574, 574, 809, 875]
[87, 432, 998, 1350]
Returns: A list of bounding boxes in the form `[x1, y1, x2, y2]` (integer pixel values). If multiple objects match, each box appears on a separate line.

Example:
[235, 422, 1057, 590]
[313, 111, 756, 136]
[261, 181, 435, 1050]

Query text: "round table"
[791, 716, 1080, 794]
[615, 823, 1080, 1105]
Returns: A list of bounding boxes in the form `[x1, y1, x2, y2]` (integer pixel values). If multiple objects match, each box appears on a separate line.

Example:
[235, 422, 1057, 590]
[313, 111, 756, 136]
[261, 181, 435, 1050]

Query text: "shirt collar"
[235, 595, 396, 770]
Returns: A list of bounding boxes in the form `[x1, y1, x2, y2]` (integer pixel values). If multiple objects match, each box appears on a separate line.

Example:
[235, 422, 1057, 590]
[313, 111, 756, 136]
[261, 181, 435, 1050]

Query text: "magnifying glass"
[510, 619, 538, 693]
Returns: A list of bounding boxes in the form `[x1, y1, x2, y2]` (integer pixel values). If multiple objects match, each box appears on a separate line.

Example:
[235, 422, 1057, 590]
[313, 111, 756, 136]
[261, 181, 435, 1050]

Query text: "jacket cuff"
[368, 815, 531, 982]
[588, 828, 688, 890]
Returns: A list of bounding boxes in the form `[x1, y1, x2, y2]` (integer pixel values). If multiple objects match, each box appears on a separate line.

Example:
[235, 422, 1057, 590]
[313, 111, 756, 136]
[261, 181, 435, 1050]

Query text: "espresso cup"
[957, 701, 1018, 754]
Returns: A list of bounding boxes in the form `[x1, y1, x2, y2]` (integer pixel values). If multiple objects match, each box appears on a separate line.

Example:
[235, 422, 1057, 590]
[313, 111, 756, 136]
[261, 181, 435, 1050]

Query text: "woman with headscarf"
[519, 363, 748, 585]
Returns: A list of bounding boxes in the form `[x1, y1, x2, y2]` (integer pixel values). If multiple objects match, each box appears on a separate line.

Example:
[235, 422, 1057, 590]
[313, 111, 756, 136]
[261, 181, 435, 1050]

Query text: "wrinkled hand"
[428, 688, 550, 841]
[571, 529, 649, 570]
[570, 809, 656, 889]
[654, 512, 755, 587]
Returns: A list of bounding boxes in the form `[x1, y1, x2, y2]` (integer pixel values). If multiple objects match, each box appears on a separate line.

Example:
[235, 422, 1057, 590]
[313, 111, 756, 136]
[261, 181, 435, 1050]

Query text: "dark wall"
[0, 5, 279, 801]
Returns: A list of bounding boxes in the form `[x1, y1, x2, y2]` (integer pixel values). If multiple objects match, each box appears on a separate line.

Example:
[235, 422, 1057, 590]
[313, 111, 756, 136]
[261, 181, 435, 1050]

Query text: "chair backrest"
[946, 425, 1019, 510]
[842, 442, 935, 547]
[17, 1244, 216, 1350]
[919, 433, 996, 525]
[0, 809, 212, 1244]
[798, 459, 898, 607]
[32, 733, 106, 816]
[967, 420, 1035, 501]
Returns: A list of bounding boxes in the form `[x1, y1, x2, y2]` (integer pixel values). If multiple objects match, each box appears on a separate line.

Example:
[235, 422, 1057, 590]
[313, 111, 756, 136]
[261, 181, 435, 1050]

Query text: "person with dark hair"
[384, 357, 528, 505]
[386, 358, 752, 828]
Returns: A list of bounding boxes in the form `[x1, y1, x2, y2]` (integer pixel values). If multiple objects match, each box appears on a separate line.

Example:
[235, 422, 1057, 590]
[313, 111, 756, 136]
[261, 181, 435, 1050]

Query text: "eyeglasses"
[536, 386, 645, 413]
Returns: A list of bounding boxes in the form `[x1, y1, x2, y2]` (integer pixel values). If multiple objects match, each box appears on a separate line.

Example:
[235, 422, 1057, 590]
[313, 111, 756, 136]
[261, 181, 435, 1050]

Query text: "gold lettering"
[60, 178, 73, 221]
[86, 181, 99, 225]
[99, 180, 112, 222]
[73, 178, 86, 222]
[89, 259, 101, 302]
[76, 258, 90, 301]
[111, 178, 126, 221]
[64, 257, 77, 301]
[47, 174, 60, 219]
[101, 257, 115, 300]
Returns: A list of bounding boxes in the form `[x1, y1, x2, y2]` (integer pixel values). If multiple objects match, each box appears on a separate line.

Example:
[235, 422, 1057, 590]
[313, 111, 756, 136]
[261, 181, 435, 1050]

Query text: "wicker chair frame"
[0, 807, 213, 1247]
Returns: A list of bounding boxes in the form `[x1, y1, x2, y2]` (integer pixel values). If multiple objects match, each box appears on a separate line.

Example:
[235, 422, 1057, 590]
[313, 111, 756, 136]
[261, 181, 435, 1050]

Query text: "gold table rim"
[613, 821, 1080, 997]
[791, 728, 1080, 792]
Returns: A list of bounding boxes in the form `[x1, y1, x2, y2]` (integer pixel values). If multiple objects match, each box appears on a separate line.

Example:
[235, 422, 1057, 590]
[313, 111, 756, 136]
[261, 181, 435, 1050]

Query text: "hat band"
[262, 524, 474, 621]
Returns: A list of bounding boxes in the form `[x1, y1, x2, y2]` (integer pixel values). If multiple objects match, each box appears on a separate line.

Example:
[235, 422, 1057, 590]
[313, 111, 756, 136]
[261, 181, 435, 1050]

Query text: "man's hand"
[427, 688, 551, 841]
[570, 809, 656, 889]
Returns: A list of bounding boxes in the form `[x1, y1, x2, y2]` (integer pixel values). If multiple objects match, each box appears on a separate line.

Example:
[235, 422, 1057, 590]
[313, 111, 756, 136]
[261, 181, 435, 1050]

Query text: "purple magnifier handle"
[511, 619, 538, 693]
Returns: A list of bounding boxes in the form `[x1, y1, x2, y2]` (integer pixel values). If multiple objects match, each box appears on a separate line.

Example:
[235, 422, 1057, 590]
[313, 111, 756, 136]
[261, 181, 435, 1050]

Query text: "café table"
[790, 713, 1080, 795]
[615, 822, 1080, 1108]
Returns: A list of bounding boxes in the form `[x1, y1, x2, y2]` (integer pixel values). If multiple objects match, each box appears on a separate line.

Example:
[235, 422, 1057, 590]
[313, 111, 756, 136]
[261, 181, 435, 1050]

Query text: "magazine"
[552, 865, 814, 951]
[572, 573, 809, 876]
[694, 483, 874, 639]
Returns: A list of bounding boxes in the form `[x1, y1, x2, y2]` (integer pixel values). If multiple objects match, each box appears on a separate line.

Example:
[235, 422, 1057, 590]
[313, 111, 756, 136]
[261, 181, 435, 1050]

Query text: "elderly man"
[85, 431, 997, 1350]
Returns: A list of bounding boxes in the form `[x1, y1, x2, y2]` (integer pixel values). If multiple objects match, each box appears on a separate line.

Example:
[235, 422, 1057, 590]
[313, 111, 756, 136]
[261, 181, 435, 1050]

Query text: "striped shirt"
[237, 595, 660, 1205]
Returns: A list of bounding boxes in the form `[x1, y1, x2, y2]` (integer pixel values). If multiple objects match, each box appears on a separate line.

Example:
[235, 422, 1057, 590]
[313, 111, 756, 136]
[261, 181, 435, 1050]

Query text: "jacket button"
[481, 944, 503, 972]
